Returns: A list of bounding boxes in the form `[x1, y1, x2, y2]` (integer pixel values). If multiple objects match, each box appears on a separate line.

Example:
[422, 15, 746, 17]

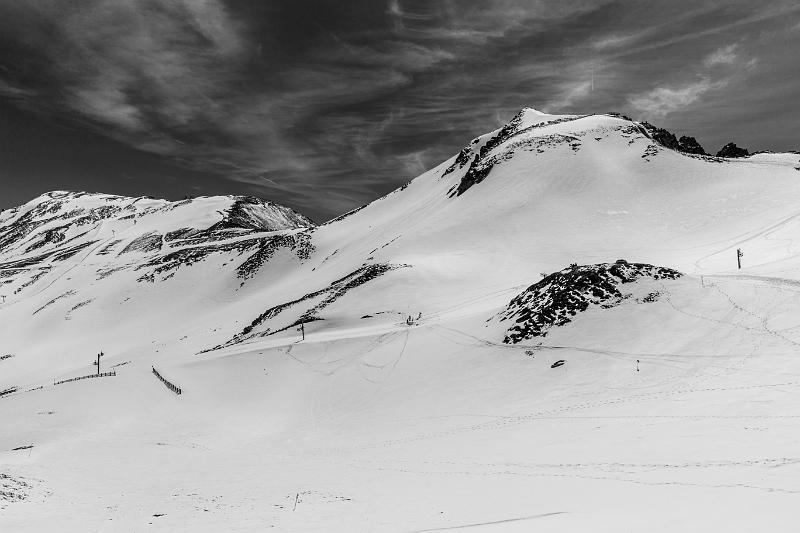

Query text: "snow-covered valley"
[3, 108, 800, 531]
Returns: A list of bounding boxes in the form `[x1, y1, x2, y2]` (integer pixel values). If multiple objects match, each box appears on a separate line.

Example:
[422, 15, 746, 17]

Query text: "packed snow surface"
[3, 110, 800, 531]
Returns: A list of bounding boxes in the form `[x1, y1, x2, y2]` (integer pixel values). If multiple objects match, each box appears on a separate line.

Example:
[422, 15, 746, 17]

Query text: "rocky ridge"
[716, 142, 750, 158]
[497, 261, 682, 344]
[0, 191, 316, 300]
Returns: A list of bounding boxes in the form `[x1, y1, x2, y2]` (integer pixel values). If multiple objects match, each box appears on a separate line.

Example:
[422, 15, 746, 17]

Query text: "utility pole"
[300, 322, 305, 341]
[737, 248, 743, 269]
[93, 350, 104, 375]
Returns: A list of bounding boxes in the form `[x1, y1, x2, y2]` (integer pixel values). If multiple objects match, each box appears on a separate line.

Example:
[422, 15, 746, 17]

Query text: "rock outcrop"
[497, 261, 682, 344]
[716, 143, 749, 158]
[640, 122, 706, 155]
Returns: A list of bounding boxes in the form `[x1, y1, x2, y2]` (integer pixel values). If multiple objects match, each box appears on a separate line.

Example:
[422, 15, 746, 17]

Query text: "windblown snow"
[3, 109, 800, 531]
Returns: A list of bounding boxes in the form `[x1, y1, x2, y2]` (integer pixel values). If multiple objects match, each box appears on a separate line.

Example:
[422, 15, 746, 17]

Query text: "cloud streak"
[1, 0, 799, 220]
[705, 44, 739, 66]
[629, 79, 723, 118]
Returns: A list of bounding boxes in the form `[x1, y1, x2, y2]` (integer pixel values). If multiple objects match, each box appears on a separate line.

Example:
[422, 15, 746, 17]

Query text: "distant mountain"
[2, 110, 800, 372]
[0, 191, 316, 380]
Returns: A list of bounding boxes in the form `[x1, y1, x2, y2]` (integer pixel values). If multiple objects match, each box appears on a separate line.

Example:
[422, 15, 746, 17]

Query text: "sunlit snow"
[3, 111, 800, 531]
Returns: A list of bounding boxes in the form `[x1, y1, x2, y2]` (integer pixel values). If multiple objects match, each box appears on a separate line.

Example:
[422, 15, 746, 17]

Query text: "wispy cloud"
[62, 1, 244, 126]
[592, 32, 642, 50]
[0, 78, 36, 100]
[629, 43, 761, 121]
[546, 80, 592, 112]
[705, 44, 739, 66]
[628, 78, 723, 118]
[1, 0, 799, 219]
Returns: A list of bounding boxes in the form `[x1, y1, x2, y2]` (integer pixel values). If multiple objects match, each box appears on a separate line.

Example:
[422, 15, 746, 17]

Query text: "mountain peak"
[0, 191, 314, 272]
[210, 195, 315, 231]
[516, 106, 547, 117]
[509, 106, 576, 130]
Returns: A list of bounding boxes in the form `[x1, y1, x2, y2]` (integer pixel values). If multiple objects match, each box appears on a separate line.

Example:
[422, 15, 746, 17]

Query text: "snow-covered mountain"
[3, 109, 800, 531]
[0, 191, 315, 383]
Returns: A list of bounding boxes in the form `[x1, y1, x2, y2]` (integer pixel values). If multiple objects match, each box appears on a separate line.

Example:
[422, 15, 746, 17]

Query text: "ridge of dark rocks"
[639, 122, 706, 155]
[716, 142, 750, 158]
[498, 260, 682, 344]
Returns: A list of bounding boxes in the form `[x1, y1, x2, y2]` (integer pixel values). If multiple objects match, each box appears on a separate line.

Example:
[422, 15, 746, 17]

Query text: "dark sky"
[1, 1, 799, 222]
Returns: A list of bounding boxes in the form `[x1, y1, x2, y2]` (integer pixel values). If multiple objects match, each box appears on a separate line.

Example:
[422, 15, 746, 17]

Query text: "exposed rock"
[447, 111, 586, 197]
[209, 196, 315, 232]
[0, 472, 32, 505]
[640, 122, 706, 155]
[211, 262, 406, 350]
[497, 261, 682, 344]
[678, 135, 706, 155]
[641, 122, 680, 151]
[236, 233, 315, 280]
[716, 143, 749, 158]
[119, 232, 163, 255]
[606, 111, 633, 121]
[446, 113, 524, 196]
[136, 231, 315, 283]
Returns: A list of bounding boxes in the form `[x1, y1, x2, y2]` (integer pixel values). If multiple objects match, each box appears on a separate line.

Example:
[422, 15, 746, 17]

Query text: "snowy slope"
[224, 107, 800, 345]
[3, 109, 800, 531]
[0, 191, 315, 383]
